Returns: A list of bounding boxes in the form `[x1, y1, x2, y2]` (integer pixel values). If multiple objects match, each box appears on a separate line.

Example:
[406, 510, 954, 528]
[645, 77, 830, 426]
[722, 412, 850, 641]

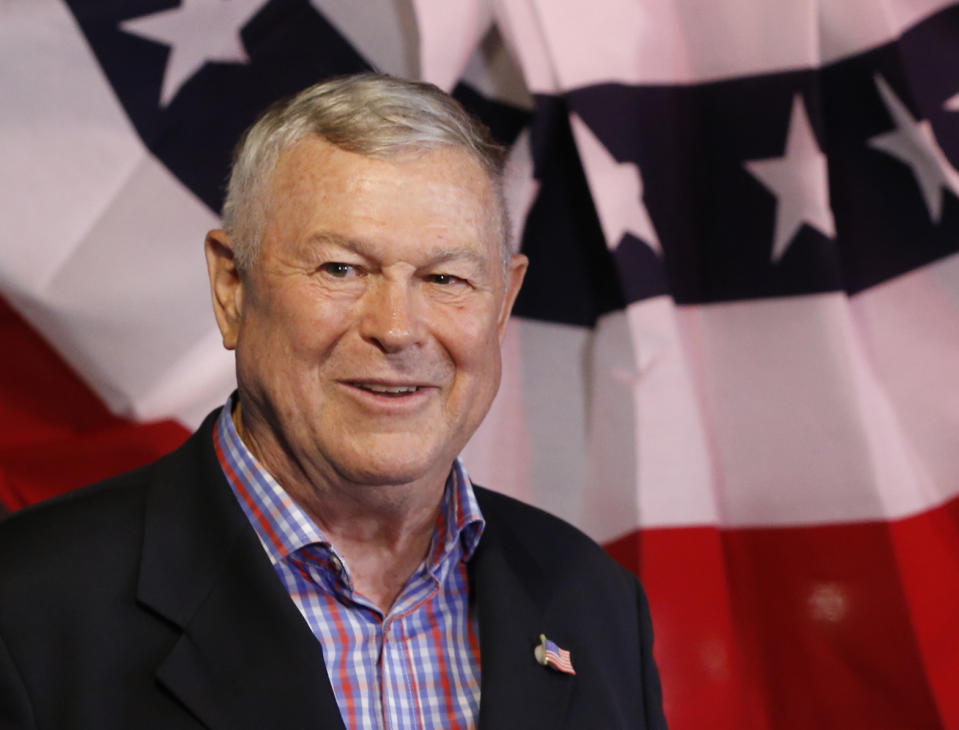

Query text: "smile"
[348, 382, 426, 397]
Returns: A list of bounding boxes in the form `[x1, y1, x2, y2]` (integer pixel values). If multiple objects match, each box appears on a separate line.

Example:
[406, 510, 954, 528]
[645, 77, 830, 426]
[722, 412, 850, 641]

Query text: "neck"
[232, 399, 448, 612]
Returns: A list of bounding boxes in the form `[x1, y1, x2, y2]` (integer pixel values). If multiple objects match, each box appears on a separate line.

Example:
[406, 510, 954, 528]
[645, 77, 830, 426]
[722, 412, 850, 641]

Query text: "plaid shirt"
[212, 399, 485, 729]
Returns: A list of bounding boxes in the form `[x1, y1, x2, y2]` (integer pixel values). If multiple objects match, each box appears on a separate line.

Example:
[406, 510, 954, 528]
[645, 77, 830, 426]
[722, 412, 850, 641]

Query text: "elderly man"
[0, 75, 666, 729]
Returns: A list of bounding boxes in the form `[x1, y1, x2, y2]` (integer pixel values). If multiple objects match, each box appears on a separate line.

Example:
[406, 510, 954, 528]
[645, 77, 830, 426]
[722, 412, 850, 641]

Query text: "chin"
[314, 419, 475, 488]
[336, 463, 443, 489]
[331, 444, 451, 488]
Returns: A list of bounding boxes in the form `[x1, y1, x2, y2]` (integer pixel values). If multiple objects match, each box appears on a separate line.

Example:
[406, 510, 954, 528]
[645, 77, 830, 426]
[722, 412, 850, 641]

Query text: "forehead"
[267, 136, 499, 233]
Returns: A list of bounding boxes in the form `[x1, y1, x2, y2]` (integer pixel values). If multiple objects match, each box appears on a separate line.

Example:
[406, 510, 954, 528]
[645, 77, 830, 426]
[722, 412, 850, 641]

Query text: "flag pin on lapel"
[534, 634, 576, 675]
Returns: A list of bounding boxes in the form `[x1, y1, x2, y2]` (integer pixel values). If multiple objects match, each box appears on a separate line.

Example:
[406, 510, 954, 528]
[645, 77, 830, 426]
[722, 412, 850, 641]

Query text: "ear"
[497, 253, 528, 342]
[204, 229, 244, 350]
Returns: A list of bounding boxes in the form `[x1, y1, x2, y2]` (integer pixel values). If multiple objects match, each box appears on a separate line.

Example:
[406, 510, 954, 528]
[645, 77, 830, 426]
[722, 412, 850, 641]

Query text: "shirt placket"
[380, 568, 443, 730]
[297, 545, 387, 730]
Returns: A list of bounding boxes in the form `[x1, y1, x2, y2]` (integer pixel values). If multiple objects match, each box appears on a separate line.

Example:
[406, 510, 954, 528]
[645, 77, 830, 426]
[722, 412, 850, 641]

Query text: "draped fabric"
[2, 1, 959, 727]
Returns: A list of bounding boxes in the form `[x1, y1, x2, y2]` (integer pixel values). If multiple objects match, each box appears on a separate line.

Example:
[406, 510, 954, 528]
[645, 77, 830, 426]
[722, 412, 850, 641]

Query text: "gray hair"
[222, 73, 509, 271]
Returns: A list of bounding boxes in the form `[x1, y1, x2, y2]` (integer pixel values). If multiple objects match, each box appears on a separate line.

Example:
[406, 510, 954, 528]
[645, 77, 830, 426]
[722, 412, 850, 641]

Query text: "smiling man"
[0, 75, 666, 729]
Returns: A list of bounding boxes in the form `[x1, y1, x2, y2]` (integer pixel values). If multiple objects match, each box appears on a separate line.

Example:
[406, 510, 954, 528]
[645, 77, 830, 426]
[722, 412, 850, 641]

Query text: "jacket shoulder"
[0, 467, 151, 572]
[472, 486, 634, 585]
[0, 409, 219, 587]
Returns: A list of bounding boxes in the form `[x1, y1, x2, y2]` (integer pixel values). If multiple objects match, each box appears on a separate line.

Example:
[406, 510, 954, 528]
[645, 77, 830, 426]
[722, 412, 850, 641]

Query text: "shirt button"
[329, 555, 343, 573]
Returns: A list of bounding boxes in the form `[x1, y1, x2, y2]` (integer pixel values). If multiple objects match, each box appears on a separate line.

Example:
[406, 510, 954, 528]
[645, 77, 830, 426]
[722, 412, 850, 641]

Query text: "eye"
[427, 273, 465, 286]
[320, 262, 358, 278]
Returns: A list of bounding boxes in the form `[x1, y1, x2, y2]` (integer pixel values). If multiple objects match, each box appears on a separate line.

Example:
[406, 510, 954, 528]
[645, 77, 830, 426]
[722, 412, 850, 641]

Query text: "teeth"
[360, 384, 420, 395]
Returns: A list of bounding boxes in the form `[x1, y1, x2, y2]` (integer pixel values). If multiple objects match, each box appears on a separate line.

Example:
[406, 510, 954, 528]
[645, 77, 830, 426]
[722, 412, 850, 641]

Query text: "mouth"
[346, 382, 428, 397]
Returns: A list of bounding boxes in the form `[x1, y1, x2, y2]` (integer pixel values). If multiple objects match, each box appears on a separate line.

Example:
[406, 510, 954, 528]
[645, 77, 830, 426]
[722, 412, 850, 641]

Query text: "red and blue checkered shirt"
[213, 399, 485, 729]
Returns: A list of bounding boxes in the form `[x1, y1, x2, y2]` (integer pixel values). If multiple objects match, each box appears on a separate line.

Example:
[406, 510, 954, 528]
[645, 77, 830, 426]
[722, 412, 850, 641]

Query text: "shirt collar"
[213, 394, 485, 568]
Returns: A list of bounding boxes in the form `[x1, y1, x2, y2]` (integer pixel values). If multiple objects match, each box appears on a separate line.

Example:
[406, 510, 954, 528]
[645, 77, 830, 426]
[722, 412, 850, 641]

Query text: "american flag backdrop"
[3, 1, 959, 727]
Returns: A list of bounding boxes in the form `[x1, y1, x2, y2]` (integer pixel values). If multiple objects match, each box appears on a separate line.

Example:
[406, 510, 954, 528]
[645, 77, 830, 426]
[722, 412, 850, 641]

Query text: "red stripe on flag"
[0, 295, 189, 511]
[544, 648, 575, 675]
[606, 498, 959, 730]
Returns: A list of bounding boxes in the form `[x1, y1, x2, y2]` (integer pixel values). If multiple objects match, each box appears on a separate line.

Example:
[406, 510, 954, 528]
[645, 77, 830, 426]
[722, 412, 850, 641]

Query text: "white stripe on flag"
[507, 0, 956, 90]
[467, 271, 959, 536]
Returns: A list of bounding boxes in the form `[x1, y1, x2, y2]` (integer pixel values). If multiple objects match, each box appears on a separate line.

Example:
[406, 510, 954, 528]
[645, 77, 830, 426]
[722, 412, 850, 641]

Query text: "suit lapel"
[471, 515, 574, 730]
[136, 413, 345, 730]
[154, 532, 345, 730]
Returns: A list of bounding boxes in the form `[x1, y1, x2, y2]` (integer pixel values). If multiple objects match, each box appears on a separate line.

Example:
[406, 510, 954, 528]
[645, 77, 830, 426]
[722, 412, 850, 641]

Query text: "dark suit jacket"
[0, 410, 666, 729]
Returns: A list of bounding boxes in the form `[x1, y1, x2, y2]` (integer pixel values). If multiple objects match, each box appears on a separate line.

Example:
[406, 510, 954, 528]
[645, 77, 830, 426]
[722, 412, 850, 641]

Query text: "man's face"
[207, 137, 526, 491]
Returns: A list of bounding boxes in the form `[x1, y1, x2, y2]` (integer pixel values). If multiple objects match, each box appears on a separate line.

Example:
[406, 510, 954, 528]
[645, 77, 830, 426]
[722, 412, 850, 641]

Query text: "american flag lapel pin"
[534, 633, 576, 675]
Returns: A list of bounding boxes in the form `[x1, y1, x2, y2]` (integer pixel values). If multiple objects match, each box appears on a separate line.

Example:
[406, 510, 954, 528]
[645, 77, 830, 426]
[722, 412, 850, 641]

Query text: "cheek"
[240, 290, 345, 377]
[437, 295, 500, 339]
[444, 309, 504, 385]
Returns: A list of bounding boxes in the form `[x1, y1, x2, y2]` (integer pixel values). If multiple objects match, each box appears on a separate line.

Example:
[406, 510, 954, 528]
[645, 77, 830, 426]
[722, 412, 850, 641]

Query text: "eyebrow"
[304, 231, 490, 270]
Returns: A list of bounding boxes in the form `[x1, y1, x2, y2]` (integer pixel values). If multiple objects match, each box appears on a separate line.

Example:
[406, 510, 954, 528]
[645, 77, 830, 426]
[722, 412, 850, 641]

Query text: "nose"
[358, 276, 425, 353]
